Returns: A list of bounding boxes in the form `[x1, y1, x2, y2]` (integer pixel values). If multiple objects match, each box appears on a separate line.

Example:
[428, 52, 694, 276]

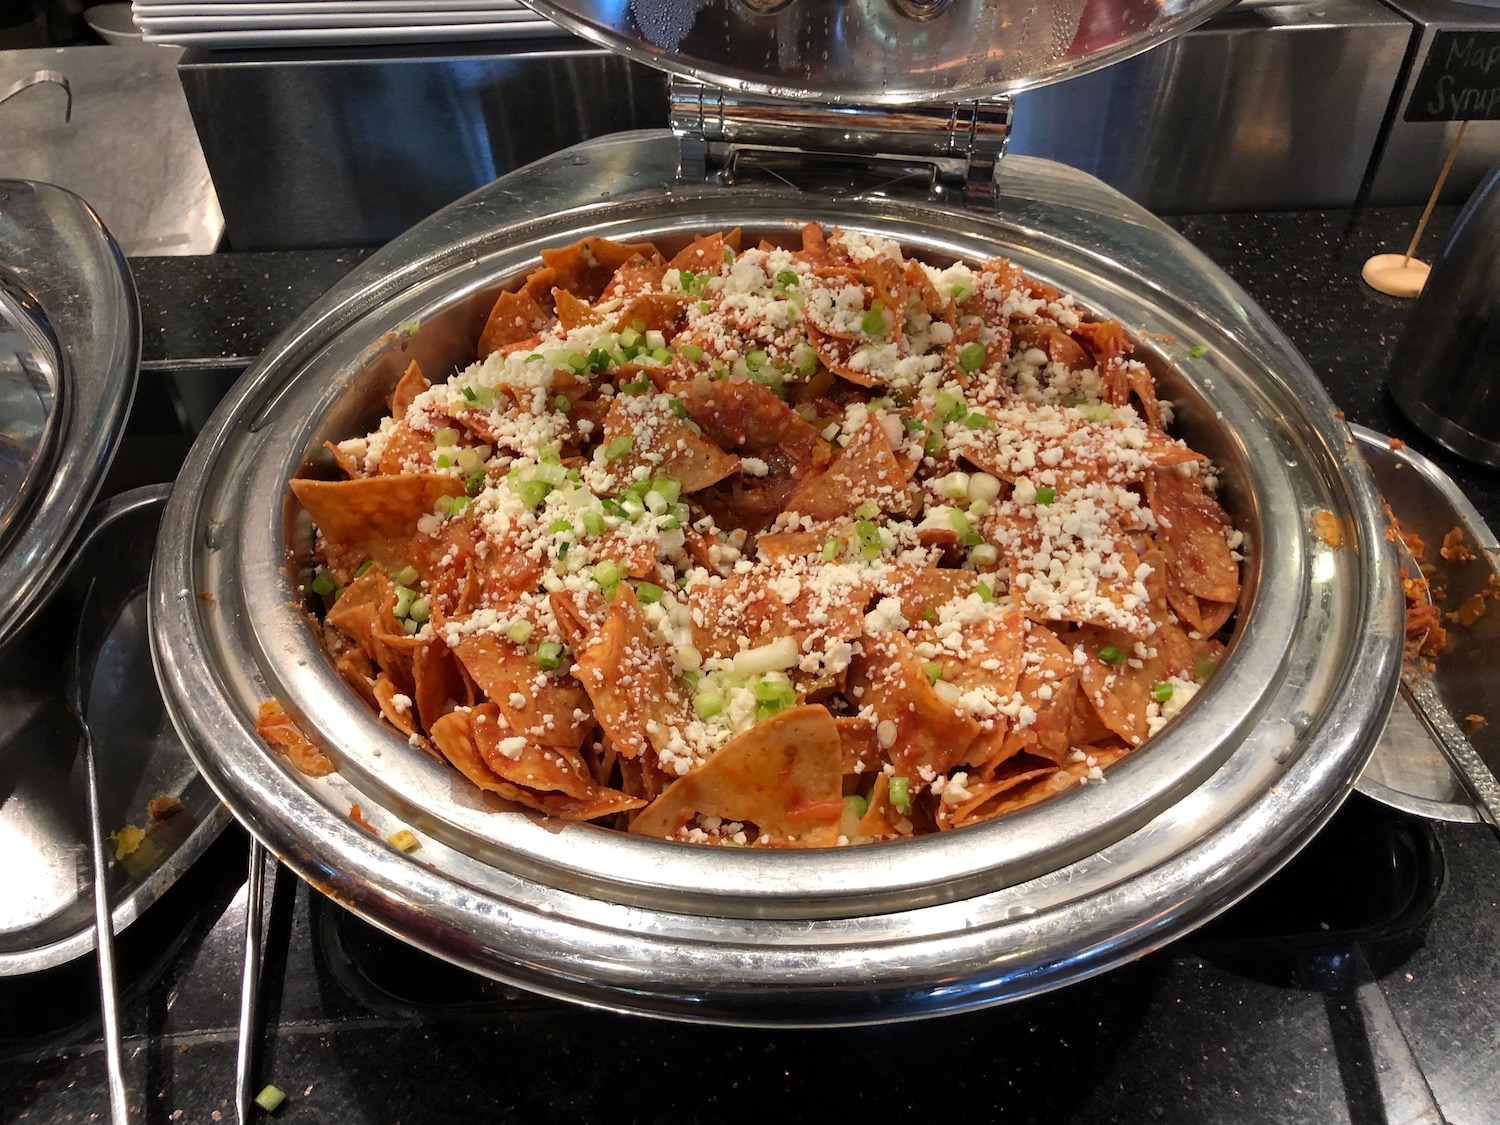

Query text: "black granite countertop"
[8, 204, 1500, 1125]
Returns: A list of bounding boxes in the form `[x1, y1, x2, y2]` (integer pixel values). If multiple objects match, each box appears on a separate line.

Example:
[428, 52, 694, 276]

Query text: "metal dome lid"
[516, 0, 1236, 104]
[0, 181, 139, 648]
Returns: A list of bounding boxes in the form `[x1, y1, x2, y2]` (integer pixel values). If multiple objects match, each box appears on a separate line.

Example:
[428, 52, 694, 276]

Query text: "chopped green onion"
[950, 282, 973, 303]
[964, 411, 996, 430]
[254, 1085, 286, 1113]
[524, 353, 544, 364]
[795, 346, 817, 377]
[1193, 656, 1219, 680]
[389, 565, 420, 586]
[724, 246, 736, 265]
[534, 641, 565, 670]
[465, 470, 487, 495]
[397, 321, 420, 339]
[753, 677, 797, 720]
[958, 342, 986, 371]
[822, 537, 840, 561]
[308, 571, 335, 597]
[923, 661, 943, 685]
[667, 396, 688, 418]
[1189, 344, 1208, 358]
[583, 509, 606, 537]
[538, 445, 562, 465]
[517, 479, 552, 509]
[889, 775, 911, 813]
[855, 499, 880, 520]
[402, 617, 420, 636]
[461, 386, 478, 403]
[547, 518, 574, 534]
[1152, 682, 1174, 704]
[393, 586, 416, 619]
[435, 453, 451, 469]
[592, 560, 622, 591]
[776, 269, 799, 288]
[557, 541, 570, 560]
[977, 580, 993, 603]
[435, 495, 455, 517]
[631, 317, 647, 334]
[968, 543, 999, 567]
[434, 427, 459, 447]
[636, 581, 664, 604]
[682, 669, 701, 690]
[1081, 402, 1113, 424]
[698, 300, 711, 314]
[904, 416, 925, 433]
[620, 495, 646, 521]
[746, 349, 767, 371]
[694, 690, 724, 719]
[1099, 645, 1126, 666]
[554, 394, 570, 413]
[564, 351, 588, 372]
[861, 305, 887, 336]
[924, 430, 946, 458]
[844, 793, 868, 819]
[651, 346, 671, 363]
[506, 620, 534, 644]
[679, 343, 704, 361]
[407, 597, 431, 625]
[620, 379, 649, 395]
[353, 560, 373, 578]
[619, 327, 641, 349]
[1034, 486, 1056, 505]
[934, 391, 966, 423]
[661, 516, 681, 530]
[605, 436, 634, 461]
[855, 519, 882, 561]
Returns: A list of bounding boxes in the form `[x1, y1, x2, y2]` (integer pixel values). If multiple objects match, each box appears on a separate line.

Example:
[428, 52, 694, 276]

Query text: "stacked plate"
[130, 0, 565, 48]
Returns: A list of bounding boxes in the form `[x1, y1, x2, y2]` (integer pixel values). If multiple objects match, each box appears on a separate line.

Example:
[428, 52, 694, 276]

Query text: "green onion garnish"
[506, 620, 533, 644]
[889, 775, 911, 813]
[534, 641, 564, 670]
[620, 380, 649, 395]
[583, 510, 606, 537]
[1035, 486, 1056, 505]
[605, 436, 634, 461]
[408, 597, 430, 625]
[1189, 344, 1208, 358]
[434, 427, 459, 448]
[694, 690, 724, 719]
[393, 586, 416, 619]
[965, 411, 995, 430]
[353, 560, 373, 578]
[977, 580, 993, 603]
[958, 342, 985, 372]
[796, 346, 817, 377]
[776, 269, 798, 287]
[554, 394, 570, 413]
[821, 537, 840, 561]
[924, 430, 946, 458]
[855, 519, 882, 561]
[308, 571, 335, 597]
[517, 479, 552, 509]
[1099, 645, 1126, 666]
[547, 519, 574, 534]
[922, 661, 943, 685]
[254, 1085, 286, 1113]
[592, 560, 622, 591]
[465, 470, 486, 495]
[636, 582, 664, 604]
[1152, 682, 1174, 703]
[679, 343, 704, 361]
[1193, 657, 1219, 681]
[389, 566, 419, 586]
[861, 305, 887, 336]
[667, 396, 688, 419]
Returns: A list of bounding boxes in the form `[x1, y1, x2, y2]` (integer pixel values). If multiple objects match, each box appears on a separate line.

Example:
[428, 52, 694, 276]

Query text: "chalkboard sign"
[1407, 31, 1500, 123]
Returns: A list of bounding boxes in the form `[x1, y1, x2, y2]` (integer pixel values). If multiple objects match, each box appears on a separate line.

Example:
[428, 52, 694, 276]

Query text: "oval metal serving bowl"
[150, 136, 1401, 1024]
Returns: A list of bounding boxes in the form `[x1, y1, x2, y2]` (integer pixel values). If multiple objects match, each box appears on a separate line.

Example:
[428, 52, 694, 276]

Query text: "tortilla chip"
[479, 289, 549, 359]
[783, 418, 910, 521]
[629, 705, 844, 844]
[255, 700, 335, 777]
[591, 393, 739, 494]
[389, 360, 429, 416]
[292, 474, 465, 576]
[848, 631, 981, 777]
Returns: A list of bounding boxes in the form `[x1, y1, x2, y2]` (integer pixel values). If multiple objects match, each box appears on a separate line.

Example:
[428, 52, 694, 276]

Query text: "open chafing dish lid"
[0, 181, 139, 648]
[517, 0, 1235, 104]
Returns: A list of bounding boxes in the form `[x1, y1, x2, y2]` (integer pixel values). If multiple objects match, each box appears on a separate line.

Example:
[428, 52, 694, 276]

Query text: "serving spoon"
[66, 576, 130, 1124]
[1396, 535, 1500, 836]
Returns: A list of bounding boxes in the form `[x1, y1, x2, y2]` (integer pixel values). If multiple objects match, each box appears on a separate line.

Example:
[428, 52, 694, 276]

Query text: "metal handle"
[81, 720, 129, 1124]
[235, 841, 269, 1125]
[1401, 675, 1500, 837]
[669, 78, 1009, 204]
[0, 70, 72, 124]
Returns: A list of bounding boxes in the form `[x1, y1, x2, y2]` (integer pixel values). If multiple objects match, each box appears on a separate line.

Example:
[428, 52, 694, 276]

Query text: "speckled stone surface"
[6, 206, 1500, 1125]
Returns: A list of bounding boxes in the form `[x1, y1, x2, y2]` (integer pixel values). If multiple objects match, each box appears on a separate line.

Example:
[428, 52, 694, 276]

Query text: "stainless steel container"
[1388, 163, 1500, 467]
[148, 0, 1402, 1023]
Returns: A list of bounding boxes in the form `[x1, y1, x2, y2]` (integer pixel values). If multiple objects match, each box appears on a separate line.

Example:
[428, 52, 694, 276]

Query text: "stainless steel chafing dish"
[149, 0, 1402, 1023]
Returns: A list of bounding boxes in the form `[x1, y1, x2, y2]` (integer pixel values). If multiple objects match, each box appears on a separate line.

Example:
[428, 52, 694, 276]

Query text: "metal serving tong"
[66, 578, 130, 1124]
[236, 841, 270, 1124]
[1396, 535, 1500, 836]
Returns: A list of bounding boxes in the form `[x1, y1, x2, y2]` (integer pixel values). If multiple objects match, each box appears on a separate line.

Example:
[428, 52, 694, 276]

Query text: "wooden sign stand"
[1363, 120, 1469, 298]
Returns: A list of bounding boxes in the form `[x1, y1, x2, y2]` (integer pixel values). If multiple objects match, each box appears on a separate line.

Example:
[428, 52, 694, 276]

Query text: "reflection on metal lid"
[0, 180, 139, 649]
[0, 267, 66, 553]
[518, 0, 1236, 103]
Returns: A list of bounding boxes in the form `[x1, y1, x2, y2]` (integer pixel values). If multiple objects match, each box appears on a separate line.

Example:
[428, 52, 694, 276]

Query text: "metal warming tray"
[149, 0, 1401, 1022]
